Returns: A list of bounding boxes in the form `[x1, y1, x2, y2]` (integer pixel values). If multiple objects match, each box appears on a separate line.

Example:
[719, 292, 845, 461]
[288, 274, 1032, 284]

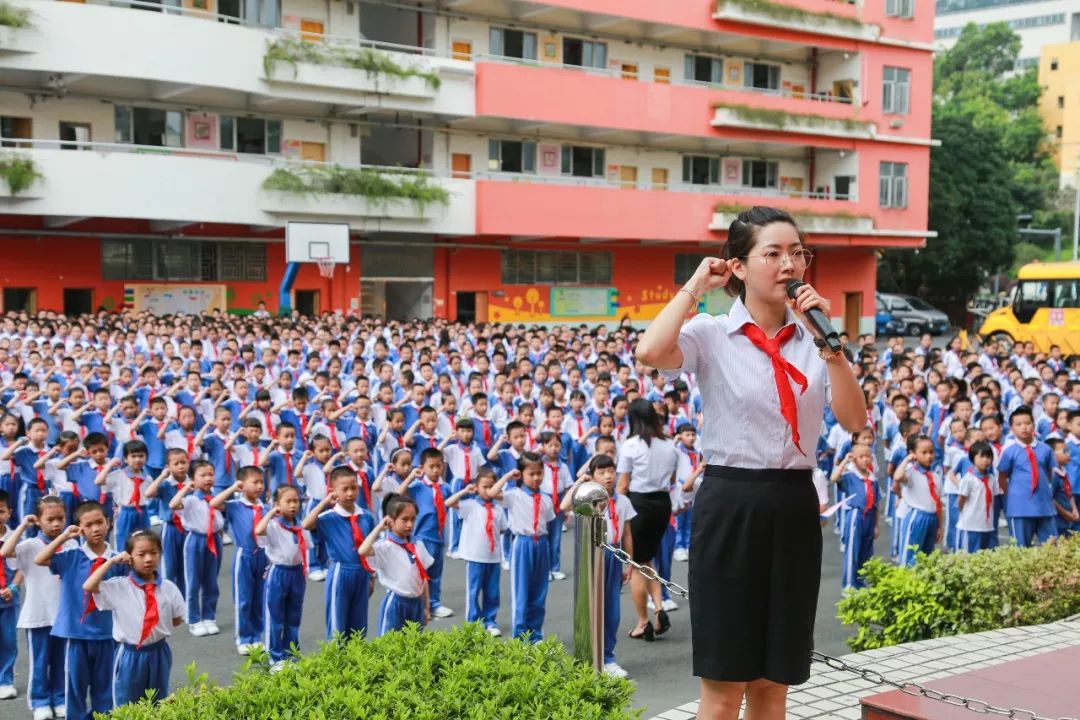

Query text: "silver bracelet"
[678, 287, 699, 302]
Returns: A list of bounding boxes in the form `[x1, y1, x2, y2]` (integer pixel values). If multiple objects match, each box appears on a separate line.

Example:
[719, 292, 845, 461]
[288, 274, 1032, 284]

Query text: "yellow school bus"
[978, 260, 1080, 353]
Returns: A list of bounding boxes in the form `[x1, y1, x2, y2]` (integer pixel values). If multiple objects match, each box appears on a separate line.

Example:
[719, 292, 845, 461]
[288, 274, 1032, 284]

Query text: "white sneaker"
[603, 662, 629, 679]
[501, 560, 510, 571]
[0, 685, 16, 700]
[189, 621, 207, 637]
[33, 708, 53, 720]
[270, 661, 286, 674]
[308, 569, 328, 582]
[150, 516, 164, 528]
[431, 605, 454, 618]
[53, 706, 66, 718]
[204, 620, 221, 635]
[661, 598, 679, 612]
[550, 571, 567, 581]
[446, 550, 461, 560]
[672, 548, 689, 562]
[487, 627, 502, 637]
[222, 534, 234, 546]
[237, 643, 251, 656]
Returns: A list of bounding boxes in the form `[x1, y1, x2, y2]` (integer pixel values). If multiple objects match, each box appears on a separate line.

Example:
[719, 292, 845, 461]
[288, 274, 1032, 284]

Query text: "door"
[834, 175, 856, 200]
[619, 165, 638, 189]
[0, 117, 32, 148]
[843, 292, 862, 338]
[385, 282, 432, 320]
[300, 142, 326, 162]
[475, 291, 488, 323]
[452, 41, 472, 60]
[63, 289, 93, 316]
[452, 153, 471, 179]
[651, 167, 668, 190]
[300, 19, 324, 41]
[294, 289, 320, 316]
[59, 122, 91, 150]
[456, 292, 477, 324]
[3, 288, 36, 314]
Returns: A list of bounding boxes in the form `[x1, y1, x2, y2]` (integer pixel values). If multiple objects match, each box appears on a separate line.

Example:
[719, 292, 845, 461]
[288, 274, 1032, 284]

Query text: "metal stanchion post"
[572, 481, 609, 671]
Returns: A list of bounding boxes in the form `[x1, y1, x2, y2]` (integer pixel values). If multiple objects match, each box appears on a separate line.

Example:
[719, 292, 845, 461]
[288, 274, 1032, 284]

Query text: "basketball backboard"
[285, 221, 350, 264]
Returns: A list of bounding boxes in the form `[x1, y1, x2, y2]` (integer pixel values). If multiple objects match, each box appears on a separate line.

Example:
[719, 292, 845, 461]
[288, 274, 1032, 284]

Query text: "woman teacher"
[636, 207, 866, 720]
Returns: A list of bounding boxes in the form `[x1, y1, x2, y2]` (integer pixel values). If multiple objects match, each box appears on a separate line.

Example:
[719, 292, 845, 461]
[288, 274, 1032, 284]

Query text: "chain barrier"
[597, 540, 1078, 720]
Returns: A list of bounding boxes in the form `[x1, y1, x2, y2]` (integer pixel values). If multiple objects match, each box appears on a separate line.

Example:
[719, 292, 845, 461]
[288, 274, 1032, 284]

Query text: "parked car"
[876, 303, 904, 336]
[877, 293, 951, 336]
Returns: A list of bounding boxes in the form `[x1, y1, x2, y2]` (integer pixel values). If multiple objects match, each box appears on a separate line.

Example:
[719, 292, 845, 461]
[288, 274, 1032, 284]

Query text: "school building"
[0, 0, 934, 330]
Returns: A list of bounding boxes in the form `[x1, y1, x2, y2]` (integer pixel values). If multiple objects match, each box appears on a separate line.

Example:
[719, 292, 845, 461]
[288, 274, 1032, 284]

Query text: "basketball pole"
[278, 262, 300, 316]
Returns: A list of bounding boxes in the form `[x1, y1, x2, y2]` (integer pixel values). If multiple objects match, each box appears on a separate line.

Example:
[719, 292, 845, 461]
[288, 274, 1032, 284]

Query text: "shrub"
[263, 165, 451, 214]
[107, 623, 640, 720]
[713, 103, 868, 134]
[0, 153, 42, 195]
[263, 37, 441, 89]
[0, 1, 30, 28]
[715, 0, 865, 29]
[837, 535, 1080, 652]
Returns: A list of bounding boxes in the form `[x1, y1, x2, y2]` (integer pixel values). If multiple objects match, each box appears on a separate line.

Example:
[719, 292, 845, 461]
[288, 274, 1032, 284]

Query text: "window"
[220, 117, 282, 154]
[681, 155, 720, 185]
[743, 61, 780, 91]
[59, 122, 91, 150]
[487, 139, 536, 173]
[885, 0, 913, 18]
[742, 159, 778, 189]
[114, 106, 183, 147]
[102, 240, 266, 281]
[674, 253, 718, 284]
[1058, 96, 1065, 109]
[882, 66, 910, 114]
[1052, 280, 1080, 308]
[562, 38, 607, 69]
[684, 54, 723, 84]
[1056, 126, 1063, 139]
[1051, 58, 1059, 70]
[560, 145, 605, 177]
[489, 27, 537, 60]
[879, 162, 908, 208]
[500, 250, 612, 285]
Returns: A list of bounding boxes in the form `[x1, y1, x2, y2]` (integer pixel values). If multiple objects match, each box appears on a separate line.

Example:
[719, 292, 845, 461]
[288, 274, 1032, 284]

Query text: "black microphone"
[786, 280, 843, 354]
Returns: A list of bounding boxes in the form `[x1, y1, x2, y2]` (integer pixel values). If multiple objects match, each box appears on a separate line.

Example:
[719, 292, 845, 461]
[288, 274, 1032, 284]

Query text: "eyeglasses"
[740, 249, 814, 268]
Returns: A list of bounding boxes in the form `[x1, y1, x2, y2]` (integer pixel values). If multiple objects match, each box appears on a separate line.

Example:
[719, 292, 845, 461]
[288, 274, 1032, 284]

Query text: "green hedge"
[263, 164, 450, 214]
[0, 1, 31, 28]
[838, 535, 1080, 652]
[0, 153, 41, 195]
[108, 623, 640, 720]
[263, 37, 441, 89]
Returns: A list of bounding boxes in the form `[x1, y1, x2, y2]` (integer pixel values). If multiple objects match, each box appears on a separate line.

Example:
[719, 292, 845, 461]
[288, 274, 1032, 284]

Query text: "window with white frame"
[562, 37, 607, 69]
[219, 117, 282, 155]
[488, 139, 536, 173]
[885, 0, 914, 18]
[742, 159, 778, 189]
[882, 66, 911, 114]
[684, 54, 723, 84]
[879, 162, 908, 208]
[114, 106, 183, 147]
[561, 146, 605, 177]
[490, 27, 538, 60]
[682, 156, 720, 185]
[743, 61, 780, 91]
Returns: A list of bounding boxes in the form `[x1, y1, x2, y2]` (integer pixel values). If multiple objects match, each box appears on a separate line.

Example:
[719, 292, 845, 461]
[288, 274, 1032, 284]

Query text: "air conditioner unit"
[889, 119, 903, 129]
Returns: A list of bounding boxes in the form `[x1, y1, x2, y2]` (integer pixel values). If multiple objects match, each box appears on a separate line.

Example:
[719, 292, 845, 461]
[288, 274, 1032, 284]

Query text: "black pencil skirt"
[626, 490, 672, 563]
[689, 465, 822, 686]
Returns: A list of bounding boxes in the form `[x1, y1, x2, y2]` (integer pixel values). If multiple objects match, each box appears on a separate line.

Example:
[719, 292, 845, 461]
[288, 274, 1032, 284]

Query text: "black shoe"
[628, 622, 654, 642]
[655, 609, 671, 636]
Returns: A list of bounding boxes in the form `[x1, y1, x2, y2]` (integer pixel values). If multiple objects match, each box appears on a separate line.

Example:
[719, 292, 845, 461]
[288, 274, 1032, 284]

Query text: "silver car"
[877, 293, 951, 336]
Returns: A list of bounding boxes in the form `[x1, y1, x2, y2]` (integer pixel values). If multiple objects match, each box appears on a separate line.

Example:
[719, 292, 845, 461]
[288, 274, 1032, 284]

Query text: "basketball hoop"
[315, 257, 336, 279]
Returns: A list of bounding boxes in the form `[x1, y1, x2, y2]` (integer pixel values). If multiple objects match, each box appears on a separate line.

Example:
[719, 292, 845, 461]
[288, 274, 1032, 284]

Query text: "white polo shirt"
[458, 498, 508, 564]
[370, 535, 434, 598]
[93, 573, 184, 646]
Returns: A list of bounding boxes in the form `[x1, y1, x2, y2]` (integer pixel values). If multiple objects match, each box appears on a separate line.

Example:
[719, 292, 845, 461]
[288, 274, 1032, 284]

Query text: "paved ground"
[6, 518, 894, 718]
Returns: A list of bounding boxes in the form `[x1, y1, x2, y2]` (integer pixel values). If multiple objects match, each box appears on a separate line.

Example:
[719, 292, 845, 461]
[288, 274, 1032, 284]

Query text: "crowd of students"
[0, 309, 1075, 720]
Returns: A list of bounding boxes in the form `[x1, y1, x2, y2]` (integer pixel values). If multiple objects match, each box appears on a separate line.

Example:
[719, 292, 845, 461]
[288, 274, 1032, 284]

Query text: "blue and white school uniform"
[503, 486, 555, 642]
[317, 505, 376, 639]
[64, 460, 113, 525]
[443, 441, 485, 555]
[540, 459, 571, 574]
[258, 518, 311, 663]
[12, 534, 75, 711]
[956, 470, 997, 552]
[265, 447, 301, 499]
[93, 572, 183, 708]
[152, 477, 186, 597]
[299, 461, 329, 572]
[458, 498, 507, 630]
[405, 478, 448, 610]
[998, 440, 1058, 547]
[371, 532, 434, 636]
[602, 494, 635, 666]
[839, 469, 879, 589]
[1050, 468, 1076, 535]
[674, 444, 701, 552]
[49, 544, 124, 720]
[105, 468, 153, 551]
[942, 441, 966, 552]
[0, 533, 16, 690]
[177, 491, 225, 625]
[12, 444, 50, 530]
[1067, 433, 1080, 532]
[223, 496, 268, 648]
[344, 462, 375, 513]
[897, 464, 941, 567]
[200, 432, 237, 493]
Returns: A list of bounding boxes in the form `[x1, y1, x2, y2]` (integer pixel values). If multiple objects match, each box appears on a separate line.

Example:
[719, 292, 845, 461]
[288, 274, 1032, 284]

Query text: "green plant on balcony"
[714, 203, 871, 222]
[0, 0, 30, 28]
[0, 153, 41, 195]
[714, 102, 868, 134]
[263, 164, 451, 214]
[263, 37, 441, 89]
[715, 0, 866, 29]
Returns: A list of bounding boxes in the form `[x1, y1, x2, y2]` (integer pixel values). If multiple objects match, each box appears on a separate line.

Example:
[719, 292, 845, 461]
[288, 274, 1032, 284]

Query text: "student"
[488, 422, 527, 567]
[956, 441, 998, 553]
[998, 406, 1058, 547]
[336, 437, 375, 513]
[137, 397, 176, 477]
[442, 418, 484, 559]
[265, 424, 301, 499]
[82, 530, 184, 709]
[537, 431, 571, 581]
[11, 418, 52, 530]
[398, 448, 454, 618]
[35, 500, 124, 720]
[445, 467, 512, 637]
[489, 452, 554, 642]
[98, 440, 154, 552]
[210, 466, 268, 655]
[1048, 438, 1079, 536]
[360, 494, 433, 636]
[146, 449, 190, 596]
[832, 444, 879, 590]
[672, 423, 701, 562]
[255, 485, 311, 668]
[892, 435, 942, 567]
[0, 490, 18, 702]
[303, 466, 376, 640]
[563, 456, 634, 679]
[0, 497, 69, 718]
[169, 459, 225, 637]
[295, 434, 334, 581]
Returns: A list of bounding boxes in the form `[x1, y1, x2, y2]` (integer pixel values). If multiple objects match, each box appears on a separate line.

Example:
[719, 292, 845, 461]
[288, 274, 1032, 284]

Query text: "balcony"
[712, 0, 882, 43]
[0, 141, 475, 234]
[710, 204, 875, 234]
[712, 103, 875, 141]
[0, 0, 474, 117]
